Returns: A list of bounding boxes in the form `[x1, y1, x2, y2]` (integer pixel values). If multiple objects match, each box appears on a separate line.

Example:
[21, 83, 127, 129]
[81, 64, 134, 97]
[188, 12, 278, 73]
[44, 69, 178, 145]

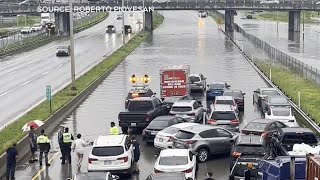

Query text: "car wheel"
[197, 148, 209, 163]
[252, 95, 255, 104]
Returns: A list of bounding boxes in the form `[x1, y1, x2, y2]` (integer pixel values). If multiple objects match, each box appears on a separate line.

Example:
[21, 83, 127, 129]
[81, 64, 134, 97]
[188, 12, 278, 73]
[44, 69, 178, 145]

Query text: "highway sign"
[46, 85, 51, 101]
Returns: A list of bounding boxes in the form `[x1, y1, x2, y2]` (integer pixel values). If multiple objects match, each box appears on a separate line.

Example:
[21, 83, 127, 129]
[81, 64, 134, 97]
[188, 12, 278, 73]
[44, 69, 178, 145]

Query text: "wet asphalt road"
[234, 11, 320, 69]
[0, 12, 142, 128]
[11, 11, 272, 180]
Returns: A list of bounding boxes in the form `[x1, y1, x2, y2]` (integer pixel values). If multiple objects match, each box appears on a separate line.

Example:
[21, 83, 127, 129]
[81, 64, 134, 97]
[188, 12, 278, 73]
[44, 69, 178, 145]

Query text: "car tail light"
[231, 119, 240, 125]
[88, 158, 98, 164]
[187, 113, 195, 116]
[146, 115, 150, 121]
[184, 168, 193, 173]
[117, 156, 128, 163]
[208, 119, 217, 125]
[186, 140, 198, 144]
[261, 131, 268, 138]
[232, 151, 242, 158]
[167, 136, 174, 142]
[154, 168, 163, 173]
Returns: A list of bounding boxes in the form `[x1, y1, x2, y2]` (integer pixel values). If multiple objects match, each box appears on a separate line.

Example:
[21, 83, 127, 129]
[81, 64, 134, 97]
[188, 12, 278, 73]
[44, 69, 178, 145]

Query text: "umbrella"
[21, 120, 44, 132]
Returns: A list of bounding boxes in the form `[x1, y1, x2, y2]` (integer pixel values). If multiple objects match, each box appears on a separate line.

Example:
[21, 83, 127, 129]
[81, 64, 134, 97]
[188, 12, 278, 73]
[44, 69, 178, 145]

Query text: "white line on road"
[7, 70, 17, 75]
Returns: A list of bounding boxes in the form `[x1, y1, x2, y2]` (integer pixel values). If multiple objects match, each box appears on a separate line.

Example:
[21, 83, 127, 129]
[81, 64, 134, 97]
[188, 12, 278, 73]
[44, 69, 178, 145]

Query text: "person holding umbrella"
[28, 126, 38, 163]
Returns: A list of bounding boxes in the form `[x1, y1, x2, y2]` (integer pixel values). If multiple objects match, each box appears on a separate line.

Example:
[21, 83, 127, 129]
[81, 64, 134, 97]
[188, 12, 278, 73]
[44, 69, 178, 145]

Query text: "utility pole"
[69, 0, 76, 90]
[122, 0, 125, 44]
[142, 0, 145, 30]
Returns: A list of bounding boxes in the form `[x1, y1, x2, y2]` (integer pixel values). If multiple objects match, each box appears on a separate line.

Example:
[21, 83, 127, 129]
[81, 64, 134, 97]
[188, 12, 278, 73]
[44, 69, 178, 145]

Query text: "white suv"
[170, 100, 204, 123]
[87, 135, 134, 177]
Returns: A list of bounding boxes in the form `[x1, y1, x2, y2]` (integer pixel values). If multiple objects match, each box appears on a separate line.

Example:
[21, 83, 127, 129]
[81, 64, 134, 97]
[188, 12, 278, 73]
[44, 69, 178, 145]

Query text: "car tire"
[197, 148, 209, 163]
[252, 95, 255, 104]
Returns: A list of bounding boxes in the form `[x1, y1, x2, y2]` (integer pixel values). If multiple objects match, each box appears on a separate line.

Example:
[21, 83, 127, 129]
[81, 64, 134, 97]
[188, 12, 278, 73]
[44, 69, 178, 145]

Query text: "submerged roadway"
[0, 12, 142, 128]
[9, 10, 275, 180]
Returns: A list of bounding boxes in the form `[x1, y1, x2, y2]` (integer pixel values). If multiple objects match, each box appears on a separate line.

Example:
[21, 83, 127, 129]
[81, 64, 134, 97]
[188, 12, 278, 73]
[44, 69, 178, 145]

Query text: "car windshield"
[171, 106, 192, 112]
[272, 108, 291, 116]
[262, 90, 279, 96]
[57, 46, 68, 50]
[127, 101, 153, 111]
[108, 26, 114, 28]
[209, 84, 225, 89]
[235, 145, 265, 155]
[164, 97, 180, 103]
[127, 92, 148, 99]
[211, 112, 236, 120]
[91, 146, 124, 156]
[282, 133, 318, 144]
[215, 100, 233, 105]
[190, 76, 200, 82]
[149, 120, 169, 128]
[269, 97, 287, 104]
[244, 122, 267, 131]
[159, 156, 188, 166]
[224, 91, 242, 98]
[175, 130, 195, 139]
[162, 127, 180, 134]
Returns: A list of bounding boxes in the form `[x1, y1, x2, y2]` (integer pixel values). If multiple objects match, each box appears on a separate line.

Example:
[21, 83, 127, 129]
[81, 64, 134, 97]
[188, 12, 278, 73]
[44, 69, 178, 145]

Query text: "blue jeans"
[6, 162, 16, 180]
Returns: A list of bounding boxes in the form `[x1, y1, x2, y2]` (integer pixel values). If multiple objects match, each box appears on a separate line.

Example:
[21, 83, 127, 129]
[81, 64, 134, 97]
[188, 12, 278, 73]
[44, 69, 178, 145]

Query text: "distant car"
[207, 104, 240, 132]
[162, 95, 199, 111]
[190, 73, 206, 92]
[261, 95, 290, 113]
[129, 13, 134, 17]
[31, 23, 42, 32]
[123, 25, 132, 34]
[106, 25, 116, 33]
[20, 27, 31, 34]
[125, 85, 155, 108]
[316, 1, 320, 4]
[169, 100, 204, 123]
[230, 135, 265, 169]
[154, 122, 198, 149]
[146, 172, 187, 180]
[223, 89, 245, 111]
[153, 149, 197, 180]
[253, 87, 280, 107]
[214, 96, 239, 114]
[152, 0, 170, 3]
[199, 11, 207, 18]
[173, 124, 238, 162]
[260, 0, 279, 3]
[241, 119, 287, 137]
[142, 116, 187, 143]
[67, 172, 119, 180]
[117, 14, 122, 20]
[265, 106, 298, 127]
[87, 135, 134, 177]
[56, 45, 71, 56]
[246, 14, 253, 19]
[206, 82, 231, 100]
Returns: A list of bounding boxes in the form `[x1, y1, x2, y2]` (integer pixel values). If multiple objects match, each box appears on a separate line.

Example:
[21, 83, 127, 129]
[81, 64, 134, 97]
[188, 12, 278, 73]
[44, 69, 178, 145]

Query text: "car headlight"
[112, 28, 115, 30]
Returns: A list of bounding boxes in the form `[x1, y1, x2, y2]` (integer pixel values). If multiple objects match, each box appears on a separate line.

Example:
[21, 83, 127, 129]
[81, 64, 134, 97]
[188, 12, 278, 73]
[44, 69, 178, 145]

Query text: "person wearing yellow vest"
[59, 127, 74, 164]
[37, 129, 51, 166]
[109, 122, 120, 135]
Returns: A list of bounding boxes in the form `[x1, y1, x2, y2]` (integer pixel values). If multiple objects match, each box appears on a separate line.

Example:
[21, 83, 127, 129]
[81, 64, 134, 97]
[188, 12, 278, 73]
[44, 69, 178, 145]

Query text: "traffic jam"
[85, 65, 320, 180]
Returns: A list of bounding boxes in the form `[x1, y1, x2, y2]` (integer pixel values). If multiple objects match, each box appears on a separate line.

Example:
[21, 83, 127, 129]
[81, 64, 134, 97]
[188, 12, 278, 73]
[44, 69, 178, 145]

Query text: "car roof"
[107, 25, 115, 27]
[224, 89, 242, 93]
[151, 172, 185, 178]
[259, 87, 277, 91]
[180, 124, 216, 133]
[130, 97, 155, 101]
[237, 135, 263, 145]
[153, 116, 177, 121]
[280, 128, 314, 133]
[160, 149, 189, 157]
[172, 100, 195, 106]
[94, 135, 126, 147]
[215, 96, 234, 100]
[211, 104, 234, 111]
[169, 122, 199, 129]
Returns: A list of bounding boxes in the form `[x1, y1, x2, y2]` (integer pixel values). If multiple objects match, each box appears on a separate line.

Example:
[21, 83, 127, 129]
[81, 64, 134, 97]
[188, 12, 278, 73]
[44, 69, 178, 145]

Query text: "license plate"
[131, 123, 136, 126]
[151, 131, 157, 135]
[104, 160, 112, 165]
[219, 125, 227, 128]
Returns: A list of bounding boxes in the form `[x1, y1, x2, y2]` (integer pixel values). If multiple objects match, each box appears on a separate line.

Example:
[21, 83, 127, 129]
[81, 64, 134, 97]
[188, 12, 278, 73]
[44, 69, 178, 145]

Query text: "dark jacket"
[132, 140, 140, 162]
[6, 147, 18, 164]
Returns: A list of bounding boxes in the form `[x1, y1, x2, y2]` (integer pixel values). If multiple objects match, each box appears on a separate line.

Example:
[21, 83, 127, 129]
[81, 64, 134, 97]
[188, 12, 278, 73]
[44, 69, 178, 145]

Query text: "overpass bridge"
[0, 1, 318, 35]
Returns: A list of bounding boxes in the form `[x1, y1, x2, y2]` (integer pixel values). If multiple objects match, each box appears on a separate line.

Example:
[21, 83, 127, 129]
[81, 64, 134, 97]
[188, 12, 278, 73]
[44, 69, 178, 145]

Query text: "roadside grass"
[255, 62, 320, 123]
[17, 15, 41, 27]
[210, 11, 225, 24]
[0, 12, 164, 155]
[256, 11, 320, 23]
[74, 12, 108, 32]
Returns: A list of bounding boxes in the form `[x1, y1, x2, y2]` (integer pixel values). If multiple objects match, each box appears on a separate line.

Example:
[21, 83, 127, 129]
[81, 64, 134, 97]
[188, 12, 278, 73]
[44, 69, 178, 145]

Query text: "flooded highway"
[13, 11, 272, 180]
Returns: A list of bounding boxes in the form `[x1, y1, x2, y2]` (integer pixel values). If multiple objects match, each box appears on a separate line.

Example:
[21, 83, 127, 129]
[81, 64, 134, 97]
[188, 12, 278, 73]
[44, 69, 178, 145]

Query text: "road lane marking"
[7, 70, 17, 75]
[31, 152, 59, 180]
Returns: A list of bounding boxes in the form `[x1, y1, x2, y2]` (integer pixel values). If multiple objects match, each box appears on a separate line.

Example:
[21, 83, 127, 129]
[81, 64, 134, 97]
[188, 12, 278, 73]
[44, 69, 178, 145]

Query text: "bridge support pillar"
[288, 11, 300, 32]
[144, 11, 153, 32]
[55, 12, 70, 35]
[225, 10, 235, 32]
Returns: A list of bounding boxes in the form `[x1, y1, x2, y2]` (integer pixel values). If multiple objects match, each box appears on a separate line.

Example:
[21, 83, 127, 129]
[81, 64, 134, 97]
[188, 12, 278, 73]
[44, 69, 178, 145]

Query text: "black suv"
[106, 25, 116, 33]
[125, 85, 155, 108]
[123, 25, 132, 34]
[230, 134, 265, 169]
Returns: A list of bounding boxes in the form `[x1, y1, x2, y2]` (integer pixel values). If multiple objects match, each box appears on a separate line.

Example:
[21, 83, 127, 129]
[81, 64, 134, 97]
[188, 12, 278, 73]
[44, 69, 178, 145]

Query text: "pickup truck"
[118, 97, 168, 133]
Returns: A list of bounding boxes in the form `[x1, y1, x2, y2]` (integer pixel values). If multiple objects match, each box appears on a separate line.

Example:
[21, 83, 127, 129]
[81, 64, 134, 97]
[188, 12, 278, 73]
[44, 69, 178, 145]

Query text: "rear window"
[127, 92, 149, 99]
[209, 84, 225, 89]
[235, 145, 265, 155]
[272, 108, 290, 116]
[128, 101, 153, 111]
[159, 156, 188, 166]
[149, 120, 169, 127]
[282, 133, 318, 144]
[262, 90, 279, 96]
[171, 106, 192, 112]
[215, 100, 233, 105]
[244, 122, 267, 131]
[211, 112, 236, 120]
[224, 91, 242, 98]
[190, 76, 200, 82]
[92, 146, 124, 156]
[162, 127, 180, 134]
[175, 130, 195, 139]
[269, 97, 287, 104]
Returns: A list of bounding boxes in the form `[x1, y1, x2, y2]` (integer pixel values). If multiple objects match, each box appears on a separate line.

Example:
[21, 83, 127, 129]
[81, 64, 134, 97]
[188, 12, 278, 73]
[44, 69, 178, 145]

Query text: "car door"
[253, 88, 260, 103]
[199, 129, 225, 154]
[216, 128, 234, 152]
[193, 101, 201, 121]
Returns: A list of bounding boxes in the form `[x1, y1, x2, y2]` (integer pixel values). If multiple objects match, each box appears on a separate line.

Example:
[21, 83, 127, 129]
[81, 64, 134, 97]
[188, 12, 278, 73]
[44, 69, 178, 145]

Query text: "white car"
[87, 135, 134, 177]
[154, 122, 198, 149]
[152, 0, 170, 3]
[265, 106, 299, 127]
[214, 96, 239, 114]
[20, 27, 31, 34]
[316, 1, 320, 4]
[31, 24, 42, 32]
[153, 149, 197, 180]
[260, 0, 279, 3]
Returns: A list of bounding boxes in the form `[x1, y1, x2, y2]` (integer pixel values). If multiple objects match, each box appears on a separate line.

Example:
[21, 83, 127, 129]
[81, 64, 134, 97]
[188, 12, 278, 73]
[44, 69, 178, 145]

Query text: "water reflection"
[288, 32, 301, 53]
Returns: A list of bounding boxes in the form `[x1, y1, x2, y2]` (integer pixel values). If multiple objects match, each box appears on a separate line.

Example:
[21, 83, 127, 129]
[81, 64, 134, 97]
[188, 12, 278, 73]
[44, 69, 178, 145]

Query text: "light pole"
[276, 11, 279, 33]
[69, 0, 76, 90]
[142, 0, 145, 30]
[122, 0, 125, 44]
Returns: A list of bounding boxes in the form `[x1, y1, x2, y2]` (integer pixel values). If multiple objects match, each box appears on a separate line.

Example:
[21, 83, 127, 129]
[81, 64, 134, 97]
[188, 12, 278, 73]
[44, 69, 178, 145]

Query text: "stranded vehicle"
[160, 65, 191, 101]
[125, 84, 155, 108]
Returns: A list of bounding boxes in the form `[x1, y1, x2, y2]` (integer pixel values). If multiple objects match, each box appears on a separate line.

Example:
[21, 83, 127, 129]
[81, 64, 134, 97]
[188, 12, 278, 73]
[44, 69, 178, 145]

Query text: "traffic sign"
[46, 85, 51, 101]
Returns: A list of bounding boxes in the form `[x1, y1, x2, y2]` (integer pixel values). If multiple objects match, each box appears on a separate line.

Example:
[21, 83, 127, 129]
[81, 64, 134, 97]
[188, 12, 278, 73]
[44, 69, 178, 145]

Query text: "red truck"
[159, 65, 190, 100]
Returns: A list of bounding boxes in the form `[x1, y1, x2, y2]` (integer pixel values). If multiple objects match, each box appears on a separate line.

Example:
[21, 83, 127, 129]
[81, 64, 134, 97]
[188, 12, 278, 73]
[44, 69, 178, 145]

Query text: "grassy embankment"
[210, 12, 320, 125]
[256, 11, 320, 23]
[0, 12, 164, 155]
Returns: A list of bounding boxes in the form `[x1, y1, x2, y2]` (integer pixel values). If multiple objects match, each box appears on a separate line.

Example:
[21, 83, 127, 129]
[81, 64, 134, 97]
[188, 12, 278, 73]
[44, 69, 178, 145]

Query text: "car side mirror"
[242, 93, 246, 95]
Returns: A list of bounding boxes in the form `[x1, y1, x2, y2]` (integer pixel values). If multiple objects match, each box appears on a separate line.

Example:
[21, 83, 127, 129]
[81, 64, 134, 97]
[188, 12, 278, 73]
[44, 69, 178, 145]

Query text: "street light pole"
[122, 0, 125, 44]
[276, 11, 279, 33]
[142, 0, 145, 30]
[69, 0, 76, 90]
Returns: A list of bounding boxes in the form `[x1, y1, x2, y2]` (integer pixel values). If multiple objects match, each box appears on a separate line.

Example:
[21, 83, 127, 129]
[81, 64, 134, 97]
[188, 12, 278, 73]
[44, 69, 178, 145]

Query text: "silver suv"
[190, 73, 206, 92]
[169, 100, 204, 123]
[207, 104, 240, 132]
[173, 124, 237, 162]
